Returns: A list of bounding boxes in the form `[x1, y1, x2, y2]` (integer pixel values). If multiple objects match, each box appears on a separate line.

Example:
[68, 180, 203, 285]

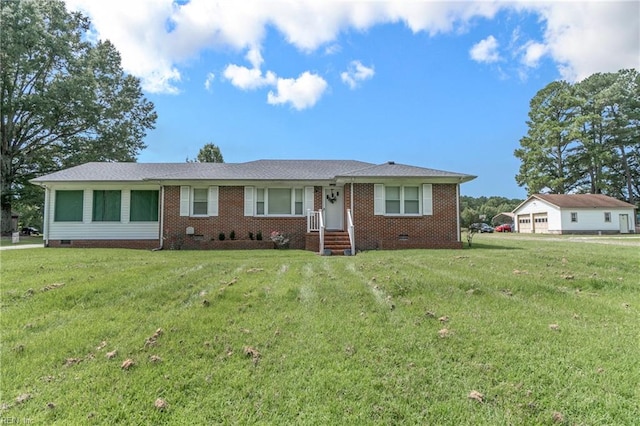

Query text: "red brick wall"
[48, 183, 462, 251]
[350, 183, 462, 250]
[162, 186, 311, 250]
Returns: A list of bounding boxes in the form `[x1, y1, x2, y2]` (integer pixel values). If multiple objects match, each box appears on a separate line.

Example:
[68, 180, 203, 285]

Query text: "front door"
[619, 214, 629, 233]
[323, 186, 344, 230]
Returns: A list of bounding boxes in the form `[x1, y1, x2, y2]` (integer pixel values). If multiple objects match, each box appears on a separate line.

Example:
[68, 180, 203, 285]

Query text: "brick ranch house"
[30, 160, 476, 253]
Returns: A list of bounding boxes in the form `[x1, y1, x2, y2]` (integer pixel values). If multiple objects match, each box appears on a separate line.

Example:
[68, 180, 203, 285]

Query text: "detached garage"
[513, 194, 636, 234]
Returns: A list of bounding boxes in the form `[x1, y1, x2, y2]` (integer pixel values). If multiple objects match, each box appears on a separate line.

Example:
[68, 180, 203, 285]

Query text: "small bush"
[256, 231, 263, 241]
[248, 232, 254, 240]
[230, 230, 236, 240]
[218, 232, 226, 241]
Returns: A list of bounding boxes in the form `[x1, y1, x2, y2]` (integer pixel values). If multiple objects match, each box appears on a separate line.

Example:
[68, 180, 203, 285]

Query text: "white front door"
[323, 187, 344, 230]
[619, 214, 629, 233]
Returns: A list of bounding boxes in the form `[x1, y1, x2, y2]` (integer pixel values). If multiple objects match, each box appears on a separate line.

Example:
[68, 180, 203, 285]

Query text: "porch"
[306, 209, 355, 255]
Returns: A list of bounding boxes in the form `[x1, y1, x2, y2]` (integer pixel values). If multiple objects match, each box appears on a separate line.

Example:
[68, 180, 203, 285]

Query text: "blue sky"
[66, 1, 639, 199]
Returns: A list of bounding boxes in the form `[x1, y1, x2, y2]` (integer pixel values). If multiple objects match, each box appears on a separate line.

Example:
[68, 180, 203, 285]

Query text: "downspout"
[350, 180, 355, 250]
[154, 185, 165, 251]
[43, 185, 50, 246]
[456, 181, 461, 243]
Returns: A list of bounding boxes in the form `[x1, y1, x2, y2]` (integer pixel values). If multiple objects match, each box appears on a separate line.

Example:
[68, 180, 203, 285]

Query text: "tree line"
[460, 196, 523, 228]
[515, 69, 639, 206]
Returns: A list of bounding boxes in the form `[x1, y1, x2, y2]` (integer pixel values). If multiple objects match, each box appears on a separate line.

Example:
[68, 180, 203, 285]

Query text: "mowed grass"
[1, 237, 639, 425]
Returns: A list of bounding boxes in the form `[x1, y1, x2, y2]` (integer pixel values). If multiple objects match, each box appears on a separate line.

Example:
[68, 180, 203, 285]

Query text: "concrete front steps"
[323, 231, 352, 255]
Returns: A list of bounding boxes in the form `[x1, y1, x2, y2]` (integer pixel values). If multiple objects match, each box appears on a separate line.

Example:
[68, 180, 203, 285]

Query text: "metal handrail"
[318, 209, 325, 254]
[347, 208, 355, 254]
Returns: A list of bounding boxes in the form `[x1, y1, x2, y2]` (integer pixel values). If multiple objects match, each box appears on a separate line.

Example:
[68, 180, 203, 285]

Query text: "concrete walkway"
[0, 244, 44, 250]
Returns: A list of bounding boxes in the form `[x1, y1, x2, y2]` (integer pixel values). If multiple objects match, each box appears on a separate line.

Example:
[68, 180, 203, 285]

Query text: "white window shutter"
[374, 184, 384, 215]
[305, 186, 314, 212]
[208, 186, 219, 216]
[423, 184, 433, 216]
[244, 186, 254, 216]
[180, 186, 190, 216]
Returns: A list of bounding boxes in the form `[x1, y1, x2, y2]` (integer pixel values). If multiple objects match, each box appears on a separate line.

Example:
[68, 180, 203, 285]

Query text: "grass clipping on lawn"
[1, 237, 639, 424]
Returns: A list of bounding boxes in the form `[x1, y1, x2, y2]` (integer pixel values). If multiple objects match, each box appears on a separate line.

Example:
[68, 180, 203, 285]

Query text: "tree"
[187, 143, 224, 163]
[514, 81, 580, 195]
[0, 0, 157, 234]
[514, 70, 639, 205]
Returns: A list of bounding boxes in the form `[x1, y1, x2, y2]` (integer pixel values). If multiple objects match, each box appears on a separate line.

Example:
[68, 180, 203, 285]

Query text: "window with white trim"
[179, 186, 218, 217]
[375, 184, 427, 216]
[604, 212, 611, 222]
[253, 187, 304, 216]
[192, 188, 208, 215]
[571, 212, 578, 222]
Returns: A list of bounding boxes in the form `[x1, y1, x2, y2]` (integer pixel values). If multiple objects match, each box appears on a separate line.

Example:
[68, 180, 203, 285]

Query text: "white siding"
[47, 184, 161, 240]
[513, 198, 636, 233]
[121, 189, 130, 223]
[560, 208, 635, 232]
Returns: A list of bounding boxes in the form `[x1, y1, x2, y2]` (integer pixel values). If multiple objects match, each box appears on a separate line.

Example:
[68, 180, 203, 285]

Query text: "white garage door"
[533, 214, 548, 233]
[518, 215, 532, 233]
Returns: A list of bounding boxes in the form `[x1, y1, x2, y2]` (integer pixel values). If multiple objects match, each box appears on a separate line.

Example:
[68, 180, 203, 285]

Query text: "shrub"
[218, 232, 226, 241]
[270, 231, 290, 249]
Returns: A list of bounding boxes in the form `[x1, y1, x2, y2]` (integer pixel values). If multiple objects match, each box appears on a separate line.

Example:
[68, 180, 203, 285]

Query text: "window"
[604, 212, 611, 222]
[404, 186, 420, 214]
[130, 190, 159, 221]
[93, 190, 121, 222]
[254, 188, 304, 216]
[571, 212, 578, 222]
[179, 186, 218, 217]
[383, 186, 420, 215]
[55, 190, 83, 222]
[294, 188, 303, 215]
[374, 184, 431, 216]
[192, 188, 208, 215]
[268, 188, 291, 215]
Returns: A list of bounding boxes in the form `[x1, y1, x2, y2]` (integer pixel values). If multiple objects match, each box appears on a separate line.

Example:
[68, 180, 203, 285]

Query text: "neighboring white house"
[513, 194, 636, 234]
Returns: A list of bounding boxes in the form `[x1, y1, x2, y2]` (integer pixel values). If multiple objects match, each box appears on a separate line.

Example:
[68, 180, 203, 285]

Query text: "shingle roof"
[31, 160, 475, 183]
[531, 194, 635, 209]
[339, 161, 474, 180]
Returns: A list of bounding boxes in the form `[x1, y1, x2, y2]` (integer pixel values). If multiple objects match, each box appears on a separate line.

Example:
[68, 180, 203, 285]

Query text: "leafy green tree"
[459, 196, 523, 228]
[514, 70, 639, 205]
[187, 143, 224, 163]
[0, 0, 157, 234]
[515, 81, 580, 194]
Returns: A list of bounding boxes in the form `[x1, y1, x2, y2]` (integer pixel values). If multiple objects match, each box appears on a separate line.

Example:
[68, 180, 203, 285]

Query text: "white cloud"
[204, 72, 215, 92]
[267, 72, 328, 110]
[520, 41, 547, 68]
[341, 61, 375, 89]
[470, 35, 501, 64]
[516, 2, 639, 81]
[223, 47, 277, 90]
[64, 0, 639, 92]
[223, 65, 277, 90]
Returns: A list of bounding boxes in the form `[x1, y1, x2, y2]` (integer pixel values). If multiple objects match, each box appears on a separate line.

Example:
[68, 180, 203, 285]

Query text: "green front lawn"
[0, 235, 43, 247]
[1, 240, 638, 424]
